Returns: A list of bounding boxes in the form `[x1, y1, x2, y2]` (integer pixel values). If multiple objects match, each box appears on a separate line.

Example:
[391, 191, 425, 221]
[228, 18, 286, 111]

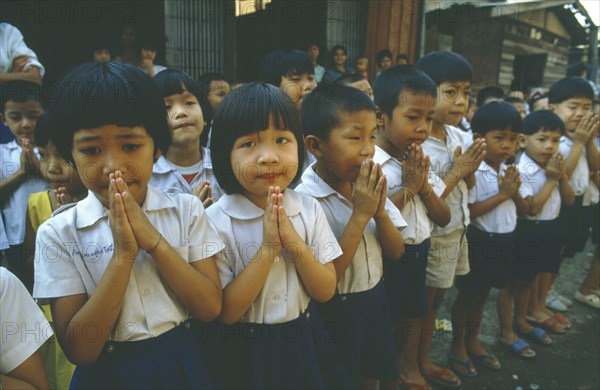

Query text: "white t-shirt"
[1, 267, 53, 374]
[517, 153, 561, 221]
[33, 186, 224, 341]
[206, 189, 342, 324]
[468, 161, 517, 233]
[559, 136, 589, 196]
[0, 23, 45, 75]
[296, 164, 407, 294]
[373, 146, 446, 244]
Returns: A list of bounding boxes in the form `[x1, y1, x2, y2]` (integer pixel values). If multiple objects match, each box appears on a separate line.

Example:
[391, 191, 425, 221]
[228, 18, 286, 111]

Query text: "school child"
[416, 51, 486, 388]
[335, 72, 374, 101]
[503, 111, 575, 356]
[0, 80, 48, 289]
[297, 83, 406, 389]
[150, 69, 223, 205]
[91, 40, 111, 62]
[505, 96, 527, 119]
[372, 65, 451, 390]
[476, 85, 504, 108]
[356, 53, 369, 81]
[206, 82, 349, 389]
[32, 62, 224, 389]
[1, 267, 52, 390]
[138, 37, 166, 78]
[450, 101, 527, 376]
[547, 76, 599, 316]
[198, 72, 230, 147]
[375, 49, 393, 79]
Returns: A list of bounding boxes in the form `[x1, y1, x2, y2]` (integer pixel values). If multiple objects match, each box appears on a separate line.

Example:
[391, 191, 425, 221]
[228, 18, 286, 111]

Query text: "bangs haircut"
[415, 51, 473, 85]
[376, 49, 393, 66]
[476, 85, 504, 107]
[471, 101, 523, 136]
[34, 111, 52, 148]
[153, 69, 202, 101]
[48, 61, 170, 163]
[210, 82, 305, 194]
[301, 83, 376, 140]
[522, 110, 564, 136]
[1, 80, 44, 112]
[548, 76, 594, 104]
[259, 50, 314, 86]
[373, 65, 436, 118]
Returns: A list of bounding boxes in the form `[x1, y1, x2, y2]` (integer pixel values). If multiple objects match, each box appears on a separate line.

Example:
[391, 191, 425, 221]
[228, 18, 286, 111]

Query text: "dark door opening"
[512, 53, 547, 91]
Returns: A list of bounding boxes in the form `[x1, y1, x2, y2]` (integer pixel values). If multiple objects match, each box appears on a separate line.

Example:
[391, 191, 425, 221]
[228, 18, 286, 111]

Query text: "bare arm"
[525, 180, 557, 216]
[420, 183, 451, 227]
[1, 350, 49, 390]
[559, 174, 575, 206]
[0, 67, 42, 85]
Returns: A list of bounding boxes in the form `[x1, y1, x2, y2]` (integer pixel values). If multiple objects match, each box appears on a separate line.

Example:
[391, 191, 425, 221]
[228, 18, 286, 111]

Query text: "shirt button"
[151, 329, 158, 337]
[141, 288, 150, 297]
[341, 296, 347, 302]
[106, 344, 115, 352]
[273, 295, 281, 301]
[306, 311, 311, 319]
[274, 256, 280, 263]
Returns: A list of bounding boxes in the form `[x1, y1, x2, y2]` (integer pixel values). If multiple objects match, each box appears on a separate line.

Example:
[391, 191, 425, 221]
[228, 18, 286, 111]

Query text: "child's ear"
[548, 103, 556, 112]
[472, 132, 483, 141]
[375, 106, 385, 127]
[518, 134, 528, 148]
[304, 135, 323, 158]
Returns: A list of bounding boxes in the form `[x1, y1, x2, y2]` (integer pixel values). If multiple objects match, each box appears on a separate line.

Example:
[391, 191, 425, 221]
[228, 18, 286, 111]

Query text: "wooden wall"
[365, 0, 421, 77]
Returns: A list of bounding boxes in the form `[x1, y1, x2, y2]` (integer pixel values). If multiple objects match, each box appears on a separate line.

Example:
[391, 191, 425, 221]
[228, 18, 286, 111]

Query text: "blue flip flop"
[519, 326, 552, 345]
[501, 339, 536, 358]
[469, 351, 501, 370]
[447, 354, 478, 378]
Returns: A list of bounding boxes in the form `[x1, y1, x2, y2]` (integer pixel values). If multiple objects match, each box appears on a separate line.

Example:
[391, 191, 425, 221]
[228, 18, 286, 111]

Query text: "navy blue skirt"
[559, 195, 589, 257]
[513, 218, 561, 279]
[196, 302, 350, 389]
[70, 320, 214, 389]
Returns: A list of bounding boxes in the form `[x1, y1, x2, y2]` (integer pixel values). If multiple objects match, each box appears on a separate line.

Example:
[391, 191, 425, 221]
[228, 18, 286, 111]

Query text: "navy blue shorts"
[512, 218, 561, 280]
[455, 226, 514, 292]
[315, 280, 399, 385]
[196, 302, 350, 389]
[559, 195, 589, 257]
[69, 320, 214, 389]
[384, 240, 430, 321]
[588, 202, 599, 245]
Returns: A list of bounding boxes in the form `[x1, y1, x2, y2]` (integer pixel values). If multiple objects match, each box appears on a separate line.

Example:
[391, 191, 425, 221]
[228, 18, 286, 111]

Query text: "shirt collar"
[373, 146, 393, 165]
[299, 164, 339, 199]
[75, 185, 177, 228]
[152, 148, 213, 174]
[5, 140, 20, 151]
[561, 135, 573, 147]
[217, 189, 302, 220]
[519, 152, 542, 175]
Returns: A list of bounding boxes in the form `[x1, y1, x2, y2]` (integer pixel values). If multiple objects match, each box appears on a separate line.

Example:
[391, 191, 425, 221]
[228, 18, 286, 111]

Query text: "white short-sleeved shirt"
[296, 165, 407, 294]
[559, 136, 589, 196]
[517, 153, 561, 221]
[150, 149, 223, 202]
[0, 140, 49, 245]
[0, 23, 45, 75]
[423, 125, 472, 235]
[0, 213, 8, 250]
[206, 189, 342, 324]
[373, 146, 446, 245]
[468, 161, 517, 233]
[1, 267, 53, 374]
[33, 186, 224, 342]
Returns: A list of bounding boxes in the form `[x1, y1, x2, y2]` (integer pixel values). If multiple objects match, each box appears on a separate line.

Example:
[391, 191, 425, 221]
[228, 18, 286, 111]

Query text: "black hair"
[548, 76, 594, 104]
[396, 53, 409, 63]
[376, 49, 393, 67]
[521, 110, 564, 136]
[48, 61, 171, 163]
[334, 72, 366, 86]
[34, 111, 51, 148]
[504, 96, 525, 104]
[153, 69, 202, 102]
[1, 80, 44, 112]
[210, 82, 305, 194]
[373, 65, 437, 118]
[198, 72, 229, 146]
[471, 101, 523, 136]
[329, 45, 348, 65]
[527, 92, 547, 109]
[567, 62, 588, 77]
[415, 51, 473, 86]
[476, 85, 504, 108]
[259, 50, 314, 86]
[91, 38, 111, 53]
[301, 83, 376, 140]
[357, 53, 368, 60]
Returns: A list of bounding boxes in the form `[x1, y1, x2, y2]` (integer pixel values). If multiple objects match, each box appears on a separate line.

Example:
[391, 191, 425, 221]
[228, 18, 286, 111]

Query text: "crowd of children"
[0, 43, 599, 390]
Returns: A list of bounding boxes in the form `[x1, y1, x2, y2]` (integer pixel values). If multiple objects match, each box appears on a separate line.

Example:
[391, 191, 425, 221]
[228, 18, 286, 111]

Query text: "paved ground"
[430, 240, 600, 390]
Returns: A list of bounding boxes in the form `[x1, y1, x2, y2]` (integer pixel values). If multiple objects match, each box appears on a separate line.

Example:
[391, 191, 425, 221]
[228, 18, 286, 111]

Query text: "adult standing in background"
[0, 23, 44, 86]
[323, 44, 355, 83]
[307, 43, 325, 83]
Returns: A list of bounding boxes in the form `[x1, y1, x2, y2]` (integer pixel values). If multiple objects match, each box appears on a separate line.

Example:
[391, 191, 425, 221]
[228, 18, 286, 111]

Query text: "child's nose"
[257, 147, 279, 164]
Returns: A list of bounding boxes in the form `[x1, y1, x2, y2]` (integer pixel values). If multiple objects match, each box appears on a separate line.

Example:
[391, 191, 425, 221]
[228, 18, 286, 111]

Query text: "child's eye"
[370, 134, 378, 140]
[123, 144, 140, 152]
[80, 147, 100, 155]
[406, 116, 417, 120]
[38, 151, 47, 159]
[445, 90, 457, 96]
[240, 141, 255, 148]
[276, 137, 290, 144]
[165, 105, 172, 110]
[185, 100, 197, 106]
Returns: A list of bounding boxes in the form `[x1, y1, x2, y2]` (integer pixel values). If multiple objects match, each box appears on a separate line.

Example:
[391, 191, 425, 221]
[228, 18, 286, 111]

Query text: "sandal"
[447, 354, 477, 378]
[517, 326, 552, 345]
[398, 376, 431, 390]
[469, 351, 501, 370]
[500, 338, 536, 358]
[528, 316, 567, 335]
[421, 367, 461, 389]
[552, 312, 572, 329]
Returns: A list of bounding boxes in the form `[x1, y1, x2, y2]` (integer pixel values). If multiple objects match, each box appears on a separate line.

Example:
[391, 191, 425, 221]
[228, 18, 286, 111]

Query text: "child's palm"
[545, 154, 564, 181]
[453, 139, 486, 178]
[402, 145, 426, 193]
[352, 160, 382, 219]
[263, 187, 282, 254]
[108, 175, 138, 260]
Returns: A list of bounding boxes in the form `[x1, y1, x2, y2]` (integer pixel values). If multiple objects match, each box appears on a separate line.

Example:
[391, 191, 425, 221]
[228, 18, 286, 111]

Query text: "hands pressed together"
[352, 159, 388, 220]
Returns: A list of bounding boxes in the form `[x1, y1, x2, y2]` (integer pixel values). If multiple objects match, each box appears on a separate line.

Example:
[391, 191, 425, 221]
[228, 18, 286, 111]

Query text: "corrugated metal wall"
[325, 0, 369, 67]
[164, 0, 227, 78]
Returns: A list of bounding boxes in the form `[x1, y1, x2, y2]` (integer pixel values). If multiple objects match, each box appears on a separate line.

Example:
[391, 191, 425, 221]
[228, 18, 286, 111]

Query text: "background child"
[138, 36, 166, 77]
[323, 44, 355, 83]
[476, 85, 504, 108]
[198, 72, 230, 147]
[416, 51, 486, 388]
[150, 69, 223, 205]
[451, 101, 527, 375]
[298, 83, 406, 389]
[33, 62, 224, 389]
[335, 72, 374, 100]
[207, 82, 348, 389]
[511, 111, 574, 351]
[356, 53, 369, 81]
[91, 39, 111, 63]
[373, 65, 451, 389]
[23, 112, 86, 390]
[375, 49, 393, 79]
[0, 80, 48, 289]
[505, 96, 527, 119]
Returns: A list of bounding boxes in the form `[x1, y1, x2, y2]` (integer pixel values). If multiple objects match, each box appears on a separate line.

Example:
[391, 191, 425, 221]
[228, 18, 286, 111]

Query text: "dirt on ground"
[430, 240, 600, 390]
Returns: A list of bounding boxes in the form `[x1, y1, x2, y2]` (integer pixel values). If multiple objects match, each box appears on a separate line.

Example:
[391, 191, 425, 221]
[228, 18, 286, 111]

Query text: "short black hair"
[301, 83, 376, 140]
[376, 49, 393, 67]
[210, 82, 305, 194]
[34, 111, 52, 148]
[198, 72, 229, 140]
[1, 80, 44, 113]
[334, 72, 366, 86]
[521, 110, 564, 136]
[259, 50, 314, 86]
[471, 101, 523, 136]
[548, 76, 594, 104]
[373, 65, 437, 118]
[415, 51, 473, 86]
[48, 61, 171, 163]
[504, 96, 525, 104]
[476, 85, 504, 107]
[396, 54, 409, 63]
[153, 69, 202, 102]
[567, 62, 588, 77]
